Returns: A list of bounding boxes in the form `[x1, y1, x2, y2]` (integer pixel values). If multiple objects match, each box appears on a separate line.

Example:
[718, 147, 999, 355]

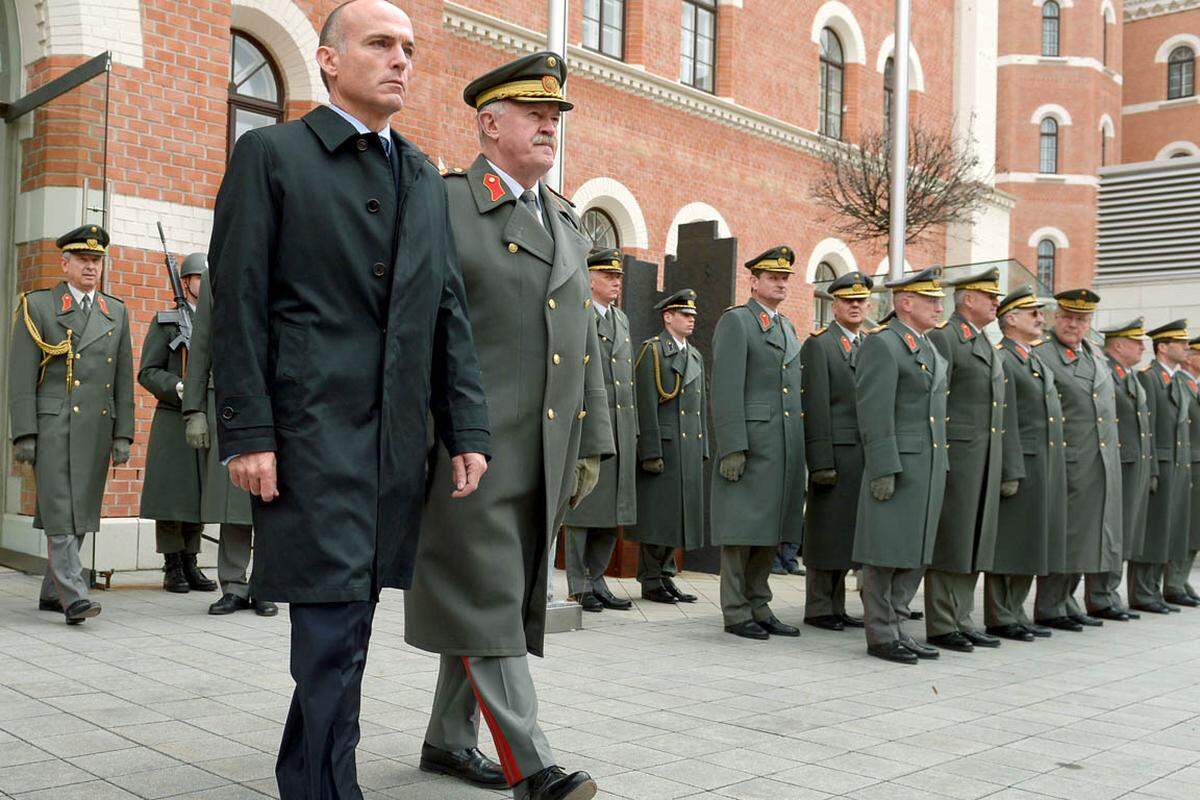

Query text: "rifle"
[156, 222, 192, 351]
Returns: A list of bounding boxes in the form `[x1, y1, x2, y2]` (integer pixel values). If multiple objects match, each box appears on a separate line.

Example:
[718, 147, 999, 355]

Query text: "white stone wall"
[35, 0, 144, 68]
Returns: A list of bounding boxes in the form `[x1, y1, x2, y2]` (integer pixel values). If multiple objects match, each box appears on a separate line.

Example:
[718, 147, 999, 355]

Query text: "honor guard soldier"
[800, 271, 873, 632]
[987, 288, 1066, 640]
[1131, 319, 1193, 612]
[8, 224, 133, 624]
[853, 267, 949, 664]
[139, 253, 217, 595]
[180, 258, 276, 616]
[711, 247, 806, 640]
[1097, 318, 1155, 619]
[627, 289, 707, 605]
[1033, 289, 1122, 630]
[1165, 336, 1200, 604]
[563, 249, 636, 613]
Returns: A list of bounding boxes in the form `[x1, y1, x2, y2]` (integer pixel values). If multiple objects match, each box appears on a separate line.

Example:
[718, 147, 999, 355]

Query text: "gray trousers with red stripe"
[425, 654, 554, 797]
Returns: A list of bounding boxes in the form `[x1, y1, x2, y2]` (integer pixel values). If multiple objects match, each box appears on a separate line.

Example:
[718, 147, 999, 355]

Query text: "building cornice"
[997, 55, 1122, 85]
[996, 172, 1100, 187]
[1124, 0, 1200, 20]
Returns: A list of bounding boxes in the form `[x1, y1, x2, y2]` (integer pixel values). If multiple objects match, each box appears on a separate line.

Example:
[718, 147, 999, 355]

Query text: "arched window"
[814, 261, 837, 328]
[883, 56, 895, 133]
[819, 27, 844, 139]
[1042, 2, 1060, 58]
[1100, 133, 1106, 168]
[228, 32, 285, 156]
[1171, 150, 1193, 159]
[1168, 46, 1195, 100]
[1037, 240, 1056, 289]
[581, 207, 620, 249]
[1039, 117, 1059, 174]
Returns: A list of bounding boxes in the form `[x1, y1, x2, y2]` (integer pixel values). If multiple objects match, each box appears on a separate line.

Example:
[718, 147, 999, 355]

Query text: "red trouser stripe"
[460, 656, 523, 785]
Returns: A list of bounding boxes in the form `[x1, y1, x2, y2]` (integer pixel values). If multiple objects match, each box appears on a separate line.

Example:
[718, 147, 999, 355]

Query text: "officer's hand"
[111, 438, 132, 466]
[570, 455, 601, 508]
[12, 436, 36, 466]
[719, 451, 747, 482]
[175, 381, 184, 401]
[641, 458, 664, 474]
[229, 451, 278, 502]
[811, 468, 838, 486]
[1150, 475, 1159, 494]
[184, 412, 209, 450]
[870, 474, 895, 502]
[450, 452, 488, 498]
[1000, 479, 1020, 498]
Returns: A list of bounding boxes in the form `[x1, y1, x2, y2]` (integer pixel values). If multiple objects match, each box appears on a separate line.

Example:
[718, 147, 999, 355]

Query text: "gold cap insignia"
[542, 75, 560, 94]
[546, 56, 557, 68]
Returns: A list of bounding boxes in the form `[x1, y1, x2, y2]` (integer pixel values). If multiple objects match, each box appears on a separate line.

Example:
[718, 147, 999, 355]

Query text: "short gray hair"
[476, 100, 512, 146]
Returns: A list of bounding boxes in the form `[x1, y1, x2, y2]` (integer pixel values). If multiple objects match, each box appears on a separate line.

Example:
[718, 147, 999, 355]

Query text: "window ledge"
[1035, 174, 1068, 183]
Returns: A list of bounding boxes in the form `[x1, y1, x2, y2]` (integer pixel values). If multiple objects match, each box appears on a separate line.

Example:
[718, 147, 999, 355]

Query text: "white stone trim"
[570, 177, 649, 250]
[1123, 95, 1200, 114]
[1030, 103, 1073, 125]
[15, 187, 213, 253]
[809, 2, 868, 65]
[995, 172, 1100, 186]
[231, 0, 328, 104]
[804, 238, 858, 282]
[35, 0, 144, 68]
[1032, 0, 1074, 6]
[1027, 226, 1070, 248]
[1125, 1, 1200, 21]
[1101, 0, 1117, 23]
[1154, 33, 1200, 62]
[996, 54, 1123, 84]
[874, 33, 926, 93]
[1098, 114, 1115, 137]
[874, 255, 912, 278]
[665, 203, 730, 257]
[1155, 140, 1200, 159]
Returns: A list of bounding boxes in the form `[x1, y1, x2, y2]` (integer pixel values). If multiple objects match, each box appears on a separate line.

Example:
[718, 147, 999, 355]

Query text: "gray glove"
[641, 458, 664, 474]
[811, 468, 838, 486]
[570, 456, 601, 508]
[1150, 475, 1159, 494]
[870, 474, 895, 501]
[111, 438, 131, 466]
[13, 436, 36, 465]
[1000, 479, 1020, 498]
[719, 451, 747, 482]
[184, 412, 209, 450]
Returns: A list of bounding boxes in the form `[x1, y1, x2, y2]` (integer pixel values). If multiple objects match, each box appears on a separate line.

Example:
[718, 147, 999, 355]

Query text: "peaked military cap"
[57, 223, 109, 255]
[1054, 288, 1101, 313]
[180, 252, 208, 278]
[655, 288, 698, 315]
[1147, 319, 1189, 342]
[1191, 335, 1200, 351]
[997, 285, 1046, 317]
[464, 51, 573, 111]
[827, 271, 873, 299]
[1099, 317, 1146, 340]
[587, 248, 624, 273]
[948, 265, 1002, 295]
[885, 265, 944, 297]
[744, 245, 795, 273]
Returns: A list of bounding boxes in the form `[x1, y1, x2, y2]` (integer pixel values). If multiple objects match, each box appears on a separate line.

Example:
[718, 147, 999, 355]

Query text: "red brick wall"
[1121, 8, 1200, 163]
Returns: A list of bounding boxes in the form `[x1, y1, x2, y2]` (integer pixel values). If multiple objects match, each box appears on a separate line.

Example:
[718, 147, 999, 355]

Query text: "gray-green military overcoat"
[8, 282, 134, 534]
[181, 271, 252, 525]
[563, 304, 637, 528]
[1186, 376, 1200, 551]
[1138, 361, 1191, 564]
[405, 154, 614, 659]
[929, 313, 1024, 574]
[1035, 336, 1122, 573]
[138, 313, 204, 522]
[1109, 358, 1154, 561]
[710, 299, 805, 547]
[624, 333, 708, 551]
[852, 319, 949, 569]
[801, 322, 864, 570]
[993, 338, 1067, 575]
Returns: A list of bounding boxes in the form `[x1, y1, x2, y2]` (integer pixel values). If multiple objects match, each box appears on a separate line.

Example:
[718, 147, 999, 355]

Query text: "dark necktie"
[520, 190, 544, 228]
[849, 335, 860, 367]
[381, 134, 400, 194]
[80, 295, 91, 318]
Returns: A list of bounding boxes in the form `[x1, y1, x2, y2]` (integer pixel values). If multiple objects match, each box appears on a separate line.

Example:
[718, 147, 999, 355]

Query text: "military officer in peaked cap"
[710, 247, 806, 640]
[8, 224, 134, 624]
[801, 271, 874, 632]
[1131, 319, 1193, 613]
[404, 51, 614, 800]
[627, 289, 707, 606]
[563, 249, 636, 614]
[1165, 335, 1200, 604]
[853, 267, 949, 664]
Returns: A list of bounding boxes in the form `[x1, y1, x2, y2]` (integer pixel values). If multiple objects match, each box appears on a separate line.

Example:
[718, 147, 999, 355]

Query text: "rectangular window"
[583, 0, 625, 60]
[680, 0, 716, 93]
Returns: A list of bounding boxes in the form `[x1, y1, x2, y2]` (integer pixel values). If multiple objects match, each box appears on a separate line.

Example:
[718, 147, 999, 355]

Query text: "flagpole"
[888, 0, 911, 281]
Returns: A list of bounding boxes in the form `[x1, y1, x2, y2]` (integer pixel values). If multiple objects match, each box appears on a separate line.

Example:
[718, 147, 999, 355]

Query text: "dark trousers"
[277, 601, 376, 800]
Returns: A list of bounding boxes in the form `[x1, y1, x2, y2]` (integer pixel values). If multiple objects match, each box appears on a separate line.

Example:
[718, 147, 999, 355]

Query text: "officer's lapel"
[610, 308, 631, 359]
[502, 195, 554, 266]
[76, 294, 115, 352]
[53, 283, 87, 342]
[543, 183, 589, 296]
[749, 299, 784, 352]
[466, 155, 551, 266]
[782, 317, 802, 364]
[683, 345, 702, 385]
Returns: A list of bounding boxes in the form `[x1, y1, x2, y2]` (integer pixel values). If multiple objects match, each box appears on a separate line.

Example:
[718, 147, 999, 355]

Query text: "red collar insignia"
[960, 322, 973, 340]
[903, 332, 918, 352]
[1014, 343, 1029, 360]
[483, 173, 506, 202]
[96, 296, 108, 316]
[759, 311, 771, 331]
[60, 292, 73, 313]
[1064, 347, 1077, 362]
[1162, 370, 1171, 386]
[1115, 364, 1126, 379]
[1189, 379, 1198, 393]
[840, 335, 851, 354]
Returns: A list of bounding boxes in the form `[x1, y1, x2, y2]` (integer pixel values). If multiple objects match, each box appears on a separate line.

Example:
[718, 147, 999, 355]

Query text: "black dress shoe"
[1187, 586, 1200, 603]
[770, 564, 788, 575]
[419, 742, 506, 788]
[725, 620, 770, 640]
[1164, 594, 1199, 607]
[758, 616, 800, 637]
[899, 636, 940, 659]
[521, 765, 597, 800]
[38, 598, 63, 613]
[905, 610, 924, 621]
[962, 629, 1001, 648]
[1130, 603, 1172, 614]
[64, 599, 101, 625]
[839, 614, 865, 628]
[804, 615, 844, 631]
[1023, 623, 1052, 637]
[867, 641, 918, 664]
[1092, 606, 1131, 621]
[641, 586, 677, 604]
[1069, 613, 1103, 627]
[987, 624, 1034, 642]
[1165, 603, 1182, 612]
[927, 632, 974, 652]
[1036, 616, 1084, 631]
[576, 592, 604, 613]
[208, 593, 251, 615]
[788, 565, 806, 576]
[253, 598, 278, 617]
[662, 576, 697, 603]
[1125, 610, 1141, 620]
[593, 586, 632, 610]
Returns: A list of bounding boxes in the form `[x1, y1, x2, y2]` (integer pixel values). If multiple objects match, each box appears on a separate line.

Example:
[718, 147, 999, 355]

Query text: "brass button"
[75, 353, 81, 360]
[101, 409, 108, 416]
[552, 354, 561, 365]
[356, 138, 369, 151]
[366, 198, 381, 213]
[682, 432, 687, 438]
[616, 404, 621, 410]
[611, 357, 617, 364]
[584, 298, 592, 308]
[508, 243, 518, 253]
[577, 411, 587, 420]
[680, 411, 686, 417]
[548, 298, 557, 309]
[106, 357, 112, 363]
[73, 380, 80, 387]
[105, 383, 111, 389]
[547, 408, 555, 420]
[107, 331, 113, 337]
[583, 354, 590, 364]
[784, 411, 790, 417]
[72, 405, 80, 413]
[783, 387, 789, 394]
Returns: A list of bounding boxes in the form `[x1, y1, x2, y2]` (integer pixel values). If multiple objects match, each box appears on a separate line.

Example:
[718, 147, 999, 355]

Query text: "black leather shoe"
[1125, 610, 1141, 620]
[1164, 594, 1199, 607]
[1092, 606, 1132, 621]
[758, 616, 800, 637]
[1130, 603, 1171, 614]
[64, 599, 101, 625]
[163, 553, 189, 593]
[38, 598, 63, 613]
[641, 586, 677, 604]
[962, 629, 1001, 648]
[770, 564, 788, 575]
[868, 641, 918, 664]
[899, 636, 940, 659]
[927, 632, 974, 652]
[725, 620, 770, 640]
[788, 565, 806, 576]
[253, 599, 278, 617]
[419, 742, 506, 788]
[593, 586, 632, 610]
[804, 615, 844, 631]
[1069, 613, 1103, 627]
[1036, 616, 1084, 631]
[208, 593, 251, 615]
[1023, 623, 1052, 637]
[987, 624, 1034, 642]
[181, 553, 218, 591]
[662, 576, 697, 603]
[576, 592, 603, 613]
[1187, 586, 1200, 603]
[839, 614, 865, 628]
[905, 610, 924, 621]
[1165, 603, 1182, 612]
[521, 765, 597, 800]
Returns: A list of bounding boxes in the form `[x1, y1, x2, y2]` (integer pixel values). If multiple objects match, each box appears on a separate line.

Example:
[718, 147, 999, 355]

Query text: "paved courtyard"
[2, 564, 1200, 800]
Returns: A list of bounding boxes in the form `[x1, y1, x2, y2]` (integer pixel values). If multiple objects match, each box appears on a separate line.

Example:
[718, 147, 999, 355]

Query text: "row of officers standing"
[7, 224, 276, 623]
[568, 251, 1200, 664]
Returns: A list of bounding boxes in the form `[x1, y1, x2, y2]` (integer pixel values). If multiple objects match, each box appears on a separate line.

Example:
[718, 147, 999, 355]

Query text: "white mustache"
[532, 135, 556, 147]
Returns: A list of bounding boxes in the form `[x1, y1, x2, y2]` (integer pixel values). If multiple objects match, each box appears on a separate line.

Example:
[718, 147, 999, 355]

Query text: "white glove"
[175, 381, 184, 400]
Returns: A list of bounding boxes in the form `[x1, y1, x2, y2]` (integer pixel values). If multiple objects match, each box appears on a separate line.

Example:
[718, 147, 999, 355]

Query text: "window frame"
[819, 27, 845, 140]
[580, 207, 621, 250]
[227, 30, 286, 158]
[813, 261, 837, 329]
[680, 0, 717, 93]
[1041, 1, 1061, 58]
[1039, 117, 1059, 174]
[1168, 45, 1196, 100]
[883, 56, 895, 134]
[582, 0, 626, 61]
[1036, 239, 1056, 290]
